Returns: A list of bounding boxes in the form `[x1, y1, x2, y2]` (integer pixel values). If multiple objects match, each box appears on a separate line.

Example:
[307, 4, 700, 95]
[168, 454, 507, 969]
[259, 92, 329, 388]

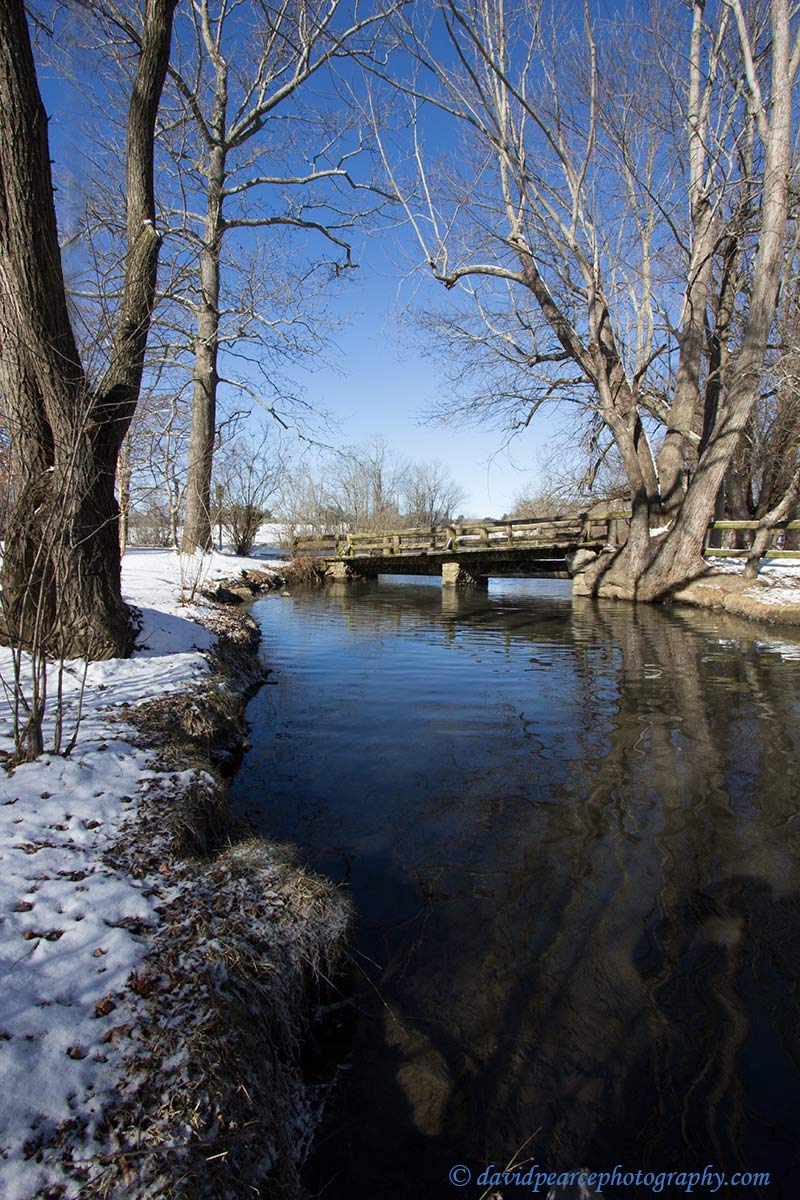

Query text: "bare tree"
[213, 427, 284, 556]
[118, 382, 193, 548]
[293, 447, 400, 533]
[144, 0, 404, 553]
[509, 428, 631, 519]
[48, 0, 402, 556]
[282, 439, 468, 534]
[402, 459, 465, 525]
[374, 0, 799, 599]
[286, 440, 403, 533]
[0, 0, 176, 659]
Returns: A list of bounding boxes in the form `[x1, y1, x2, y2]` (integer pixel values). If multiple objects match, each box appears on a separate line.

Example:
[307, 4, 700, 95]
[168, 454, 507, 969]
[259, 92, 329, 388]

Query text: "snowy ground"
[0, 550, 278, 1200]
[703, 555, 800, 606]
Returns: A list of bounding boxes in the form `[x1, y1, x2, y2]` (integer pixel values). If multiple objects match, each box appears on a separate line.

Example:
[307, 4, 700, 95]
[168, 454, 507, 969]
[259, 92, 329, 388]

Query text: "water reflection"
[231, 581, 800, 1199]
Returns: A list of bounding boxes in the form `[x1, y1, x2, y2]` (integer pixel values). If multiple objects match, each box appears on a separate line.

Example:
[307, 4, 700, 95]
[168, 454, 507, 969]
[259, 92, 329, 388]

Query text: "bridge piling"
[325, 560, 377, 583]
[441, 561, 489, 589]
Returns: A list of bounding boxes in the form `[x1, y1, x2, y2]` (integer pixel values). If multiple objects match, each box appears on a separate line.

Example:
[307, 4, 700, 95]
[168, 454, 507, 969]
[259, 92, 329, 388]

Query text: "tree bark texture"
[0, 0, 176, 658]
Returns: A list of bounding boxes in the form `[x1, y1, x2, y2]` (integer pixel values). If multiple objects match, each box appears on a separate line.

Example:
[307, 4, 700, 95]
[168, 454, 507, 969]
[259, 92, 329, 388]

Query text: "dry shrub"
[166, 771, 244, 858]
[280, 557, 327, 588]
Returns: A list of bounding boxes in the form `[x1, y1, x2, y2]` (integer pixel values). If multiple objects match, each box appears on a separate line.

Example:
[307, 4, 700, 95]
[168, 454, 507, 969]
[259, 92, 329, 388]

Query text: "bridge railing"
[291, 513, 800, 560]
[291, 511, 629, 558]
[702, 519, 800, 558]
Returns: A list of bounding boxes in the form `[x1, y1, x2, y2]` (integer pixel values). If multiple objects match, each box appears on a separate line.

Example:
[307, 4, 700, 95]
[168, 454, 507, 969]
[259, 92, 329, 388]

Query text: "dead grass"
[132, 683, 247, 777]
[125, 611, 264, 778]
[79, 835, 350, 1200]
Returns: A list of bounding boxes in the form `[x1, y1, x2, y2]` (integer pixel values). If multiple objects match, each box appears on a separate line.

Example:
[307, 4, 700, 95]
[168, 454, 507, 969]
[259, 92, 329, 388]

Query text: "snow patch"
[0, 548, 273, 1198]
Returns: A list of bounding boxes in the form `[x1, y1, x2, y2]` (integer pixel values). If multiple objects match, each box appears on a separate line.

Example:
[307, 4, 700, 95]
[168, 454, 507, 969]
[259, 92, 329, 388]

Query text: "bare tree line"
[284, 439, 466, 536]
[49, 0, 404, 555]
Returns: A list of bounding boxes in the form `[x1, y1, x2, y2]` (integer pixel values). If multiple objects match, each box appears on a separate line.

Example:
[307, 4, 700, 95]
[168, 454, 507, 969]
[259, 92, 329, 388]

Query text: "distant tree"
[126, 501, 176, 547]
[214, 429, 284, 556]
[295, 439, 408, 532]
[509, 491, 570, 521]
[283, 440, 467, 535]
[118, 384, 192, 549]
[402, 460, 465, 526]
[510, 434, 631, 520]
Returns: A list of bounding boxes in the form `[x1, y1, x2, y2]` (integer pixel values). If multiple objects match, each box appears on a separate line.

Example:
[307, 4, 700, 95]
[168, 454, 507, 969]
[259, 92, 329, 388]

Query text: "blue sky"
[286, 235, 554, 518]
[36, 5, 583, 520]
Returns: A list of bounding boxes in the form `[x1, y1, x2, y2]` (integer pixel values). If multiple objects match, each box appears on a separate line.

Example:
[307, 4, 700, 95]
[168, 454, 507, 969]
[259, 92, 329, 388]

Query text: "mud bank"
[82, 575, 351, 1199]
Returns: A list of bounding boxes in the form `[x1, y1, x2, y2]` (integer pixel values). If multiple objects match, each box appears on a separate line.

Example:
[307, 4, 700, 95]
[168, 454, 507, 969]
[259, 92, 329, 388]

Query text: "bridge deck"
[321, 549, 579, 579]
[294, 511, 624, 569]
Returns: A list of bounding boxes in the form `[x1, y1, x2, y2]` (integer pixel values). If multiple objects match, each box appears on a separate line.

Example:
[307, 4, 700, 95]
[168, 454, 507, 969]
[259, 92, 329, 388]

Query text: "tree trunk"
[2, 441, 132, 656]
[181, 224, 222, 551]
[707, 480, 726, 550]
[118, 435, 132, 554]
[586, 0, 794, 602]
[743, 462, 800, 579]
[0, 0, 176, 659]
[181, 71, 228, 552]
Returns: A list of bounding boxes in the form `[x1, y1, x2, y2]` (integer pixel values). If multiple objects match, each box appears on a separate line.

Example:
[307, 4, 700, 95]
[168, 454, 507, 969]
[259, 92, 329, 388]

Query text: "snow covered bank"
[670, 557, 800, 627]
[0, 550, 350, 1199]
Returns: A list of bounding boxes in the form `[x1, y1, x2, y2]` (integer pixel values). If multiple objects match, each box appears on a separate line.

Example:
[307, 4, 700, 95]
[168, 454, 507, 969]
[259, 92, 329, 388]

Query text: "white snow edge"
[0, 550, 276, 1200]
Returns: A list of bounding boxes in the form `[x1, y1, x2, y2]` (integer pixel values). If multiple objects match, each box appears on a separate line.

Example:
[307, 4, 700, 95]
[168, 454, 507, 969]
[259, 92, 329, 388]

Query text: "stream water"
[231, 578, 800, 1199]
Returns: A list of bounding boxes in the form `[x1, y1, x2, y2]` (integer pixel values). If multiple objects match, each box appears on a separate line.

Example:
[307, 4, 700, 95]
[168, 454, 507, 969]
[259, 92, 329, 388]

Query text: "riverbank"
[0, 549, 350, 1200]
[570, 553, 800, 627]
[669, 557, 800, 627]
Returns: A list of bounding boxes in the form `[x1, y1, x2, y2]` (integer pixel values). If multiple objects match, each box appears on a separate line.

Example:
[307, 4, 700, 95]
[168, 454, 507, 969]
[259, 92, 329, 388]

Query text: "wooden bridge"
[292, 511, 626, 586]
[291, 511, 800, 587]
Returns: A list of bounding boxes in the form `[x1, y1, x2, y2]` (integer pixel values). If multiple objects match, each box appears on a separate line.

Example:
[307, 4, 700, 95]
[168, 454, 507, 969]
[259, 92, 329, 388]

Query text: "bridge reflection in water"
[232, 578, 800, 1200]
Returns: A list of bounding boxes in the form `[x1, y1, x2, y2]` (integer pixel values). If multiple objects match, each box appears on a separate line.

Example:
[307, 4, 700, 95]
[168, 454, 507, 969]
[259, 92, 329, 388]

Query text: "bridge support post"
[567, 547, 602, 596]
[325, 560, 376, 583]
[442, 561, 489, 589]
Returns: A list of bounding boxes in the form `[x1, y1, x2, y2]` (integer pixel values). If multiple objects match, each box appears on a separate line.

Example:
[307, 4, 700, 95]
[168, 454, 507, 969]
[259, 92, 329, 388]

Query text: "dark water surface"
[231, 578, 800, 1199]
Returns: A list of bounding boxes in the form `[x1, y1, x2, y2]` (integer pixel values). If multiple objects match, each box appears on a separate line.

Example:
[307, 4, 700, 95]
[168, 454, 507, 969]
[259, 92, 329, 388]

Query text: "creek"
[231, 577, 800, 1199]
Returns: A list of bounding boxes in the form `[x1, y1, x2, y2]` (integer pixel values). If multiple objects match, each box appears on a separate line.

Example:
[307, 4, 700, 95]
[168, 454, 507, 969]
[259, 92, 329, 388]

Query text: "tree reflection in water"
[232, 582, 800, 1199]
